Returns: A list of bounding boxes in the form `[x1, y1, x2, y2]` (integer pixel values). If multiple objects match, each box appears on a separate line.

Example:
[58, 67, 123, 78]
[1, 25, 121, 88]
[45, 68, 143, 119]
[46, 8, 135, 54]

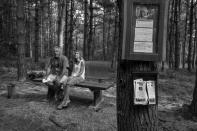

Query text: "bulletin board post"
[116, 0, 169, 131]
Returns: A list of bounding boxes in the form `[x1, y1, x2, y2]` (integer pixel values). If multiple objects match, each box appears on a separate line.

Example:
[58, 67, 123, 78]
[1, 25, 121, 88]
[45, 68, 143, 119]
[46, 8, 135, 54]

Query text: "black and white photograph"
[0, 0, 196, 131]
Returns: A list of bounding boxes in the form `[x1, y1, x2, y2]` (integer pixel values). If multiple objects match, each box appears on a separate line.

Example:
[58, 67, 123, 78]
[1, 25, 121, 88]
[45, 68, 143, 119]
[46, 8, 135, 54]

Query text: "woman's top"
[71, 59, 85, 79]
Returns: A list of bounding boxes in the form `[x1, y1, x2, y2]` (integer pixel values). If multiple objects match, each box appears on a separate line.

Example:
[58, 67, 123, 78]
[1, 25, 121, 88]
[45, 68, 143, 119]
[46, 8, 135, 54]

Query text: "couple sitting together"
[42, 46, 85, 110]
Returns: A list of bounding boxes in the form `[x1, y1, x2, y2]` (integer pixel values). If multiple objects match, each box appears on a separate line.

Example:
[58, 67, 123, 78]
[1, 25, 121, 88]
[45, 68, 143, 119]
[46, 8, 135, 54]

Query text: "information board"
[132, 5, 158, 54]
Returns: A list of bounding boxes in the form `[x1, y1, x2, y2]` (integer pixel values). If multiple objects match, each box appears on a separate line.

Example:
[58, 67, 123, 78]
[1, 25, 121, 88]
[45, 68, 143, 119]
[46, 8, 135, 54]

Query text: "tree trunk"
[107, 10, 112, 60]
[91, 14, 96, 59]
[194, 10, 197, 69]
[102, 7, 106, 60]
[68, 0, 74, 61]
[57, 0, 66, 52]
[182, 0, 189, 69]
[40, 0, 48, 58]
[168, 0, 175, 69]
[111, 3, 118, 69]
[83, 0, 88, 60]
[88, 0, 93, 60]
[34, 0, 40, 62]
[188, 0, 194, 72]
[48, 0, 53, 56]
[0, 1, 3, 43]
[25, 0, 31, 58]
[190, 61, 197, 114]
[192, 10, 197, 69]
[174, 0, 180, 69]
[64, 0, 69, 57]
[17, 0, 26, 81]
[116, 0, 158, 130]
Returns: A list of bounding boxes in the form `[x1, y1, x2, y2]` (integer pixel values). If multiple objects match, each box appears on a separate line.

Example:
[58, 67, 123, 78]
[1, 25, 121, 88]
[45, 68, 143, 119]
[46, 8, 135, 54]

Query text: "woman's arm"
[45, 58, 51, 78]
[76, 60, 85, 77]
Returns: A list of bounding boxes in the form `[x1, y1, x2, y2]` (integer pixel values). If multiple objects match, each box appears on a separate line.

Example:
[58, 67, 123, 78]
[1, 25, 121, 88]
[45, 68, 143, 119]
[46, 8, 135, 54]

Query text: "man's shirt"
[48, 55, 69, 77]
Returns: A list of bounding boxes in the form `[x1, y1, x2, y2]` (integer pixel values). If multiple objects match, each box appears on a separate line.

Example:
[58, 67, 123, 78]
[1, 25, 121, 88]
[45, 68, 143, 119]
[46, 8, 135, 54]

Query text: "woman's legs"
[57, 76, 84, 109]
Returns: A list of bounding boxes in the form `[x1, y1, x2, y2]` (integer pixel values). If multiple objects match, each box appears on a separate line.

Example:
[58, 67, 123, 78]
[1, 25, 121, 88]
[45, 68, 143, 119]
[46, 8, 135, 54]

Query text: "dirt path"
[0, 70, 196, 131]
[0, 72, 117, 131]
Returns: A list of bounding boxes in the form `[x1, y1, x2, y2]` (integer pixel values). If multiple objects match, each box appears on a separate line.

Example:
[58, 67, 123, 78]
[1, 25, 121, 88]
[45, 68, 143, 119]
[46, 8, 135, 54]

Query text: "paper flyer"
[146, 81, 156, 104]
[134, 79, 148, 105]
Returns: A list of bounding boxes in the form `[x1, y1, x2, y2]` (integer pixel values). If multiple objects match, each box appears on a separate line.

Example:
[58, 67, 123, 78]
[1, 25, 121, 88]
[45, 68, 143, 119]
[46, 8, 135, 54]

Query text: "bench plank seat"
[75, 80, 113, 90]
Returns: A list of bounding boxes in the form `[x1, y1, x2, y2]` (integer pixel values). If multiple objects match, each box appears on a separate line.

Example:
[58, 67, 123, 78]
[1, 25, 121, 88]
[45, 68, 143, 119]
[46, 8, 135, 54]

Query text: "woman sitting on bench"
[57, 51, 85, 110]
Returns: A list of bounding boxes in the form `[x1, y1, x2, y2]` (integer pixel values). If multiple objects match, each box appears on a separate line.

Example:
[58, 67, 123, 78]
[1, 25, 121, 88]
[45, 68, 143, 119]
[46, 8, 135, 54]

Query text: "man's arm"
[60, 56, 69, 78]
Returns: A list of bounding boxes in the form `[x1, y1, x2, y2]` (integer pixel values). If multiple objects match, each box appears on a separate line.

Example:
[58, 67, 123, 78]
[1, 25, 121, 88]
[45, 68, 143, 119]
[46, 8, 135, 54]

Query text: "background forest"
[0, 0, 196, 73]
[0, 0, 197, 131]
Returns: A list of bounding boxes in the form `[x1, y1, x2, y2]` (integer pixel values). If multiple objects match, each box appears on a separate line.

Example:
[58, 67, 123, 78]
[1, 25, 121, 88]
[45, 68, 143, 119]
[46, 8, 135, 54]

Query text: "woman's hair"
[74, 50, 84, 63]
[75, 50, 83, 59]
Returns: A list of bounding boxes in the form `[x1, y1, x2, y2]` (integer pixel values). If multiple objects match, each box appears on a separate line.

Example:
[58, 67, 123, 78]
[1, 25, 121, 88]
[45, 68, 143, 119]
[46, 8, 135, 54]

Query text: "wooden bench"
[75, 79, 114, 109]
[29, 61, 115, 109]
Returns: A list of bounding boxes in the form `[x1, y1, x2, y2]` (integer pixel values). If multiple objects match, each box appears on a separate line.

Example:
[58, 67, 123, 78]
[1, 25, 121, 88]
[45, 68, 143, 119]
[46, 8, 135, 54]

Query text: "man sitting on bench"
[57, 51, 85, 110]
[42, 46, 69, 102]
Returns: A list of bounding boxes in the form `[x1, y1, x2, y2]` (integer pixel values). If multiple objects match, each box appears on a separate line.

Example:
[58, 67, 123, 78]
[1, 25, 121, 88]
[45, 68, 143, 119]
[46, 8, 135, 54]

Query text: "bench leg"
[89, 90, 104, 110]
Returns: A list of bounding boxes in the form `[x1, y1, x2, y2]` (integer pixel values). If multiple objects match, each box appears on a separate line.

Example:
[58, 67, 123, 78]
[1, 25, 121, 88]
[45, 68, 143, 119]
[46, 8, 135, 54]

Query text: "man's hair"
[53, 46, 63, 55]
[54, 46, 61, 51]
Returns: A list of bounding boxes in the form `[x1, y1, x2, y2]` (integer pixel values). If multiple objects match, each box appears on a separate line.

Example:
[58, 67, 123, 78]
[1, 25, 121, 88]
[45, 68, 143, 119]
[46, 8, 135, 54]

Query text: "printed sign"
[132, 5, 158, 54]
[134, 79, 148, 105]
[146, 81, 156, 104]
[134, 42, 153, 53]
[134, 28, 153, 42]
[133, 79, 156, 105]
[136, 20, 153, 28]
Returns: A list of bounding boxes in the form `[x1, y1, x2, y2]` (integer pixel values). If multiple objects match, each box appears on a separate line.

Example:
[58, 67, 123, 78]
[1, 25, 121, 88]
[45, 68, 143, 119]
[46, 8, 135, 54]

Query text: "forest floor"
[0, 64, 196, 131]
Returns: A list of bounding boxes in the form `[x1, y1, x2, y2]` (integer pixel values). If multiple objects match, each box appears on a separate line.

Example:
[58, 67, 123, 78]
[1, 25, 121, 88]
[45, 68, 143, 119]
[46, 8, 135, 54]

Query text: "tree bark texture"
[192, 10, 197, 69]
[182, 0, 189, 69]
[190, 62, 197, 114]
[68, 0, 74, 61]
[40, 0, 48, 58]
[111, 3, 118, 69]
[64, 0, 69, 57]
[57, 0, 66, 52]
[188, 0, 194, 72]
[107, 9, 112, 60]
[34, 0, 40, 62]
[25, 1, 31, 57]
[0, 1, 3, 43]
[83, 0, 88, 60]
[174, 0, 180, 69]
[117, 0, 158, 130]
[117, 61, 158, 131]
[48, 0, 53, 56]
[88, 0, 93, 60]
[168, 0, 175, 69]
[102, 7, 106, 60]
[17, 0, 26, 81]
